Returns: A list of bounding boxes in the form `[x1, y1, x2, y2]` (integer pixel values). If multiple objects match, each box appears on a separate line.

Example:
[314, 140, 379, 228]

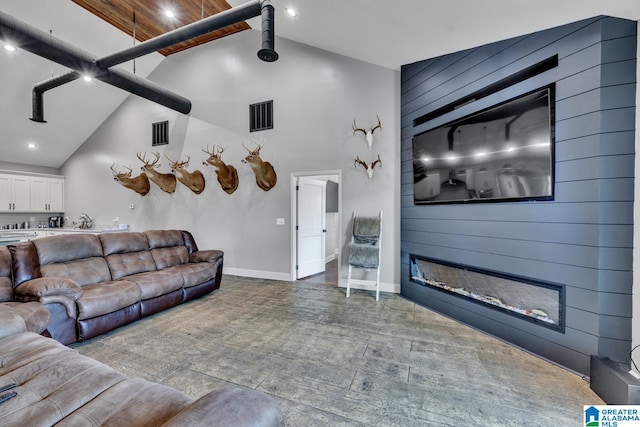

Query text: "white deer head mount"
[353, 115, 382, 150]
[354, 154, 382, 182]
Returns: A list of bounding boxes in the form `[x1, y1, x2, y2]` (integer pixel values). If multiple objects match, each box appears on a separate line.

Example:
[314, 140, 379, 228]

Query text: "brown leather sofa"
[0, 315, 284, 426]
[9, 230, 223, 344]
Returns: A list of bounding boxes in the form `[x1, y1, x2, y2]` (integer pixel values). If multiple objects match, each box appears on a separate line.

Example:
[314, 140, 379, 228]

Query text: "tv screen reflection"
[412, 86, 554, 204]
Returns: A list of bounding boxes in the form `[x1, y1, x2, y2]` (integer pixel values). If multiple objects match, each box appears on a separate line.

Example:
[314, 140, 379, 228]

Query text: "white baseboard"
[223, 267, 401, 294]
[338, 279, 400, 294]
[223, 267, 291, 281]
[325, 253, 336, 263]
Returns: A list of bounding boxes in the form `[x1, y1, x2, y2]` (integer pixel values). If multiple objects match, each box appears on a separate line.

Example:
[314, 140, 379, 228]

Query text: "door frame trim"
[290, 170, 342, 282]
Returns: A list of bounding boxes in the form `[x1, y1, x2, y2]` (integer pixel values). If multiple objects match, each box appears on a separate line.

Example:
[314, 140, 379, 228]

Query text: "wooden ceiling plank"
[70, 0, 249, 56]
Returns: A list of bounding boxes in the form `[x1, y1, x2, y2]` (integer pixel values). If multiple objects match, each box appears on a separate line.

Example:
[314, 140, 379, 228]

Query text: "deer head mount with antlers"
[166, 153, 206, 194]
[353, 115, 382, 150]
[355, 154, 382, 182]
[202, 145, 239, 194]
[242, 139, 277, 191]
[137, 152, 177, 194]
[110, 164, 150, 196]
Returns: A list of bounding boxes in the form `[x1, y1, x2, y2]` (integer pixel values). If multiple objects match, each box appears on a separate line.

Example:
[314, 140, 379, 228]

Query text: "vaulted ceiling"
[0, 0, 638, 169]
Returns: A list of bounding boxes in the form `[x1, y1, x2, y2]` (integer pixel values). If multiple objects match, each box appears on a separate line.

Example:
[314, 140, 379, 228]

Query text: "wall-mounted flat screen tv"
[412, 85, 555, 204]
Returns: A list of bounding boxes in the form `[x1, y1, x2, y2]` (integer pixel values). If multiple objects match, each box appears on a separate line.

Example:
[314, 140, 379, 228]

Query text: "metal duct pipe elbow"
[31, 71, 81, 122]
[31, 91, 45, 123]
[257, 1, 278, 62]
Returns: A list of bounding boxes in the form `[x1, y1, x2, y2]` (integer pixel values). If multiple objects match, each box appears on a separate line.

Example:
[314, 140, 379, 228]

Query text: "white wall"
[61, 30, 400, 287]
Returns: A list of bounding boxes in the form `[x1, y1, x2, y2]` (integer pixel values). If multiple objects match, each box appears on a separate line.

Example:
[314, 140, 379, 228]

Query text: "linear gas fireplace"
[410, 255, 564, 332]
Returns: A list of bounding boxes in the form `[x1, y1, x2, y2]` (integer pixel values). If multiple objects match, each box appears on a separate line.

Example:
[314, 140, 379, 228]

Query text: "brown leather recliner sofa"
[9, 229, 223, 344]
[0, 315, 284, 426]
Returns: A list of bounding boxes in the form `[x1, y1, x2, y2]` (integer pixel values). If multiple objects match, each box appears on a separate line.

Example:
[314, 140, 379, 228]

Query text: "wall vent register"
[152, 121, 169, 146]
[250, 100, 274, 132]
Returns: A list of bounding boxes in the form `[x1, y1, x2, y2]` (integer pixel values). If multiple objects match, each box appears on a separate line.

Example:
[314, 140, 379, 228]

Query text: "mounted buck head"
[110, 164, 150, 196]
[353, 115, 382, 150]
[241, 139, 277, 191]
[354, 154, 382, 182]
[166, 153, 206, 194]
[137, 151, 177, 193]
[202, 145, 239, 194]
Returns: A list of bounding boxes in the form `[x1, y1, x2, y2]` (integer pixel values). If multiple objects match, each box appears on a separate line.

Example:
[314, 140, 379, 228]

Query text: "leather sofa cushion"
[65, 378, 191, 426]
[34, 234, 103, 265]
[62, 377, 193, 426]
[0, 277, 12, 302]
[0, 246, 10, 277]
[76, 280, 141, 320]
[9, 242, 41, 286]
[106, 251, 157, 280]
[0, 247, 12, 302]
[145, 229, 184, 249]
[0, 308, 26, 338]
[126, 270, 184, 299]
[166, 261, 220, 288]
[0, 333, 128, 427]
[2, 302, 50, 334]
[40, 257, 112, 287]
[100, 231, 150, 256]
[152, 246, 189, 269]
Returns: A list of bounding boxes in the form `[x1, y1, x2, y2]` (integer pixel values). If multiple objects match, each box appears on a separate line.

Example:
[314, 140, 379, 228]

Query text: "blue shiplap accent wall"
[400, 16, 636, 375]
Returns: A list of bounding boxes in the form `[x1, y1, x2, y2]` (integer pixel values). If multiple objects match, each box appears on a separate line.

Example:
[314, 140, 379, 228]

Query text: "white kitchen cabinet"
[0, 173, 31, 212]
[30, 177, 65, 213]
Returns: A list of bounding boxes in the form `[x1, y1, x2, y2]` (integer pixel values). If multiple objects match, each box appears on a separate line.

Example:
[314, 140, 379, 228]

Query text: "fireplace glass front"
[410, 255, 564, 332]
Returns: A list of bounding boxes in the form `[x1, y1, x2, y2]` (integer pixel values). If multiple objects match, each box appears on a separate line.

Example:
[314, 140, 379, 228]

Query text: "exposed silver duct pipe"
[0, 9, 191, 120]
[0, 0, 278, 122]
[257, 0, 278, 62]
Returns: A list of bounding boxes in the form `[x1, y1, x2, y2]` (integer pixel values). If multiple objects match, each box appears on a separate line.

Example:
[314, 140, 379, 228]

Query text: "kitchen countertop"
[1, 226, 128, 234]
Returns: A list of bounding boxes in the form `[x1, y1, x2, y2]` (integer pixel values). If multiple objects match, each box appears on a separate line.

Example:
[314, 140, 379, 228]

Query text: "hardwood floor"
[72, 275, 603, 426]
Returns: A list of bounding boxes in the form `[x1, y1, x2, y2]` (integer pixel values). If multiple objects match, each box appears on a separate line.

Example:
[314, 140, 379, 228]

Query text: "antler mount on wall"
[353, 115, 382, 150]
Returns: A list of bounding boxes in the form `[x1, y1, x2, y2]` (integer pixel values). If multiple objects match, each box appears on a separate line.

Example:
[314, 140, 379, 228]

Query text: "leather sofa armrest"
[15, 278, 82, 320]
[189, 250, 224, 264]
[161, 388, 284, 427]
[0, 305, 27, 338]
[15, 277, 82, 300]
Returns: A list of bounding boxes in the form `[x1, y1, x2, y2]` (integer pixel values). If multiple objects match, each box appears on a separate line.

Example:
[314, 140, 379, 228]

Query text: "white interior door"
[296, 177, 326, 279]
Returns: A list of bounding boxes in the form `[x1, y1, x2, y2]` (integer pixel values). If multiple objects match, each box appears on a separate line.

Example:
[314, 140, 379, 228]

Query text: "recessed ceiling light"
[3, 44, 16, 52]
[25, 142, 37, 150]
[164, 9, 175, 18]
[83, 75, 92, 82]
[285, 7, 297, 17]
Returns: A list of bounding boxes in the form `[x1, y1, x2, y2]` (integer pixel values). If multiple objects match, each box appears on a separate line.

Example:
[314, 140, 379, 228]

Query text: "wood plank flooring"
[71, 275, 604, 426]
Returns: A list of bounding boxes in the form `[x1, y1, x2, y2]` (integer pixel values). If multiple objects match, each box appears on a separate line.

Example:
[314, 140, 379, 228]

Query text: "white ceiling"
[1, 0, 639, 169]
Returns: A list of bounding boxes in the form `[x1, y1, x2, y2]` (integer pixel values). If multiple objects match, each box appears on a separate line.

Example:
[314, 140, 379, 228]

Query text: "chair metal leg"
[346, 264, 352, 298]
